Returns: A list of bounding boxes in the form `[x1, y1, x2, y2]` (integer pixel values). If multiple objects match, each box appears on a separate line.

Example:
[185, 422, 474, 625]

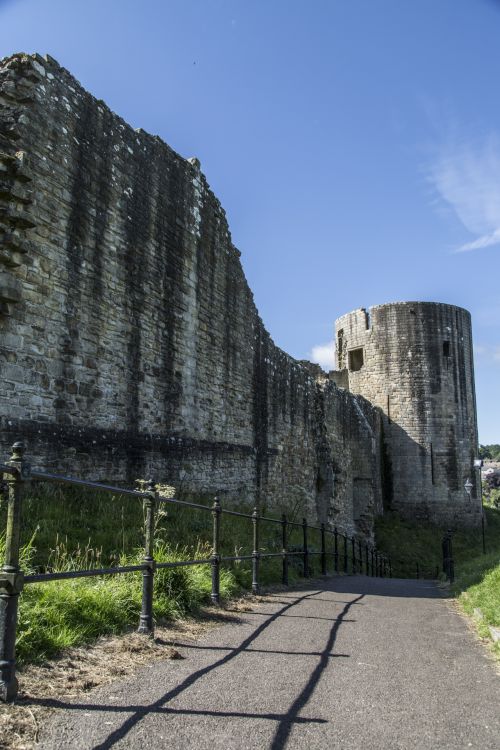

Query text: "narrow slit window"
[348, 347, 364, 372]
[443, 341, 450, 357]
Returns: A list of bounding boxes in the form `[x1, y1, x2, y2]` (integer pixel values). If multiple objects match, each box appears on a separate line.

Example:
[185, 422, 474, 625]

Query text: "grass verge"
[15, 542, 241, 664]
[0, 482, 317, 665]
[375, 504, 500, 658]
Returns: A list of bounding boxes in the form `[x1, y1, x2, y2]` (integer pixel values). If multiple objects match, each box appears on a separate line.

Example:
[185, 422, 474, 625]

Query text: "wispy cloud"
[427, 133, 500, 253]
[310, 340, 336, 370]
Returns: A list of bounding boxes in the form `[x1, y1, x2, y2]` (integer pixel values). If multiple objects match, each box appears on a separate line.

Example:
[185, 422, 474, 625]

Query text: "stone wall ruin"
[0, 53, 382, 537]
[0, 53, 481, 533]
[335, 302, 482, 527]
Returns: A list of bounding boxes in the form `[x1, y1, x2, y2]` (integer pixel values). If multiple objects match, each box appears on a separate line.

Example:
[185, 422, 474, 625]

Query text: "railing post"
[389, 559, 392, 578]
[302, 518, 309, 577]
[252, 506, 260, 595]
[351, 536, 356, 575]
[281, 513, 288, 586]
[343, 534, 348, 574]
[358, 539, 362, 574]
[374, 551, 378, 576]
[138, 479, 157, 635]
[320, 523, 327, 575]
[442, 530, 454, 583]
[481, 509, 486, 555]
[365, 543, 369, 576]
[211, 498, 221, 604]
[1, 441, 30, 702]
[334, 526, 339, 574]
[447, 530, 454, 584]
[442, 533, 449, 577]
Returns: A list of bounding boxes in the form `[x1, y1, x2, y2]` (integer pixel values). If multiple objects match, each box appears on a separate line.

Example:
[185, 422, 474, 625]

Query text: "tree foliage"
[479, 444, 500, 461]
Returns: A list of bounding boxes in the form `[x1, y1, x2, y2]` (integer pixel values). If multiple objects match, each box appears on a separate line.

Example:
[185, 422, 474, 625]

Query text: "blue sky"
[1, 0, 499, 443]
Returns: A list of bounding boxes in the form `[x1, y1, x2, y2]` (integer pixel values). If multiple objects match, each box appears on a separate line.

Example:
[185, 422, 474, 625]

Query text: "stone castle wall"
[0, 53, 383, 535]
[335, 302, 481, 527]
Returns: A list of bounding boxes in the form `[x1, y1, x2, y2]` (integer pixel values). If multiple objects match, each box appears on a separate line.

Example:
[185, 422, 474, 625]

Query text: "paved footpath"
[39, 576, 500, 749]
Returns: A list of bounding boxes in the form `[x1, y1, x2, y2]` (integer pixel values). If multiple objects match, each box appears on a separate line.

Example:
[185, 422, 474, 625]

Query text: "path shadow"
[270, 593, 363, 749]
[32, 587, 359, 748]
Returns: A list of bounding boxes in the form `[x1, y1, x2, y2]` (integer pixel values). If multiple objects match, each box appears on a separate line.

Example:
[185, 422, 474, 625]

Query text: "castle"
[0, 53, 482, 536]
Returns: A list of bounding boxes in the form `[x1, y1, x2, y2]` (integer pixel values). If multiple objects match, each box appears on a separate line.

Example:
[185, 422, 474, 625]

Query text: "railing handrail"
[0, 440, 391, 702]
[11, 464, 370, 540]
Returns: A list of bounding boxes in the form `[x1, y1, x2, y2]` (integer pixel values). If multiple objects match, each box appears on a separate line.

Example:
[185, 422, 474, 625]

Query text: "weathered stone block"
[0, 271, 21, 302]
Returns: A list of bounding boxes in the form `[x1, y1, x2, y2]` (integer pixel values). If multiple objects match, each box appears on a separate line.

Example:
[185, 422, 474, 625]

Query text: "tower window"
[443, 341, 450, 357]
[348, 347, 364, 371]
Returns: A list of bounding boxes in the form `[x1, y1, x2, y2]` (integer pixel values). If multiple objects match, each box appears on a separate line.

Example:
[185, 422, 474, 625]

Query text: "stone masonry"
[0, 53, 480, 533]
[0, 53, 383, 537]
[335, 302, 482, 527]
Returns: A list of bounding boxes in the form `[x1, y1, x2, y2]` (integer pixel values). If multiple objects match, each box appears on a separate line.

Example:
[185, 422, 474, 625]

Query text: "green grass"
[454, 561, 500, 659]
[14, 541, 239, 664]
[375, 512, 444, 579]
[6, 481, 319, 574]
[0, 482, 321, 664]
[375, 504, 500, 657]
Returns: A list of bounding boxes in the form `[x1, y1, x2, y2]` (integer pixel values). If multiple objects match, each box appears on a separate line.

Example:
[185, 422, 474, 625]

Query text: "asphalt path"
[38, 576, 500, 749]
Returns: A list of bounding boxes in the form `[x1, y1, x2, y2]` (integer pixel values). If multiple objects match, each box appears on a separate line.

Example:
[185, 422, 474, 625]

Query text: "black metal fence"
[441, 531, 455, 583]
[412, 531, 454, 582]
[0, 441, 390, 702]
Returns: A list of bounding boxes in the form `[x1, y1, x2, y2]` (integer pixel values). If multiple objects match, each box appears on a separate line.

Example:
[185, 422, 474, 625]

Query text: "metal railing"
[0, 441, 390, 701]
[412, 531, 454, 582]
[441, 530, 454, 583]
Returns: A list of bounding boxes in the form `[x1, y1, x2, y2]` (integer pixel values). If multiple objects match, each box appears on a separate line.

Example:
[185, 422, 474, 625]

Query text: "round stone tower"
[335, 302, 481, 527]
